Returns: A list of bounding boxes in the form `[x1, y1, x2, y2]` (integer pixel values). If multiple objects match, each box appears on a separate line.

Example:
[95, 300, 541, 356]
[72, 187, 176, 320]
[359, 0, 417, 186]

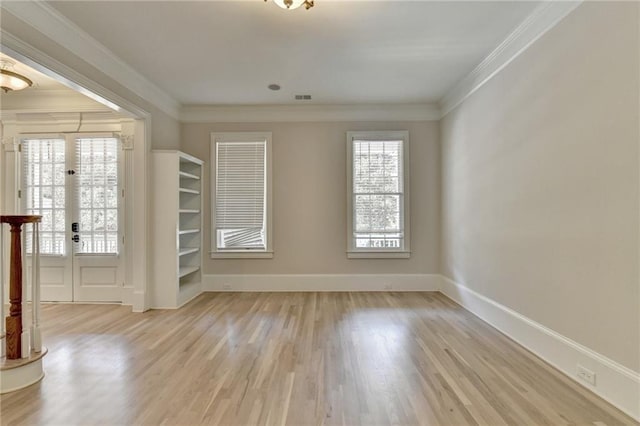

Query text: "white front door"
[22, 135, 124, 302]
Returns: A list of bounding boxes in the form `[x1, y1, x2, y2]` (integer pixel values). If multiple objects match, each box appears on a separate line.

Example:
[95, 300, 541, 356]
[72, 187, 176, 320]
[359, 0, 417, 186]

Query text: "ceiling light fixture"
[265, 0, 314, 10]
[0, 59, 33, 93]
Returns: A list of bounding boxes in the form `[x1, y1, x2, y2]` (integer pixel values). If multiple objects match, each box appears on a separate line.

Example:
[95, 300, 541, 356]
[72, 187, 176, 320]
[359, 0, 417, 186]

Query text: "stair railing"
[0, 215, 42, 359]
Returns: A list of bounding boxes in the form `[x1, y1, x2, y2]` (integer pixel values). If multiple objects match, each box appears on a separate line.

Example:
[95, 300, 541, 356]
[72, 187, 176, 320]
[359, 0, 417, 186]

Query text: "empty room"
[0, 0, 638, 425]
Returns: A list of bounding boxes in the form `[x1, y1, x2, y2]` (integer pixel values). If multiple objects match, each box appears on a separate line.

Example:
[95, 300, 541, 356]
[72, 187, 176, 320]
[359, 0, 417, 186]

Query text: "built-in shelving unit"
[152, 150, 204, 308]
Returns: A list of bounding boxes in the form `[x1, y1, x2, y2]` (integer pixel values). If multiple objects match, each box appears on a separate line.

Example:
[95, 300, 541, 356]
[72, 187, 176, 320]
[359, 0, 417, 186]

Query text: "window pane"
[355, 194, 401, 233]
[75, 137, 119, 254]
[22, 138, 66, 255]
[353, 140, 402, 194]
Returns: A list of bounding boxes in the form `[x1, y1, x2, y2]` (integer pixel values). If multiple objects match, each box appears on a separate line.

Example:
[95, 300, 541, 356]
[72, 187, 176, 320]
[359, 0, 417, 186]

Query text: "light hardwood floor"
[0, 292, 636, 425]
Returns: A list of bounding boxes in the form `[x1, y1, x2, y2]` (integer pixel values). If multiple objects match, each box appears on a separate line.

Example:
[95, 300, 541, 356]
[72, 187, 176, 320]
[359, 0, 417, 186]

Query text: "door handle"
[72, 222, 79, 233]
[72, 235, 80, 243]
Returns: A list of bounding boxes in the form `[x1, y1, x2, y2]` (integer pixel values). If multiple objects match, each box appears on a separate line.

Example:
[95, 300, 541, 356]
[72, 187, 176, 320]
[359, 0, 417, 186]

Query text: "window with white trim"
[211, 132, 272, 258]
[347, 131, 410, 258]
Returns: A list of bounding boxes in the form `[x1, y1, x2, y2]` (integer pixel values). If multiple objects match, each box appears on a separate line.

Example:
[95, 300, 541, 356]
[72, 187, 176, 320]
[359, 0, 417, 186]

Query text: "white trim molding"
[1, 113, 128, 132]
[203, 274, 441, 292]
[0, 2, 180, 119]
[183, 103, 440, 123]
[439, 275, 640, 421]
[1, 137, 18, 152]
[210, 251, 274, 259]
[347, 251, 411, 259]
[439, 1, 583, 117]
[0, 89, 112, 116]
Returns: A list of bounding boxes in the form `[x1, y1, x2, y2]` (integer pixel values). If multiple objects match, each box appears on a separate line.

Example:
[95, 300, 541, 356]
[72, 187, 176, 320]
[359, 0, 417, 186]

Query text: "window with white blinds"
[347, 131, 410, 258]
[212, 132, 272, 256]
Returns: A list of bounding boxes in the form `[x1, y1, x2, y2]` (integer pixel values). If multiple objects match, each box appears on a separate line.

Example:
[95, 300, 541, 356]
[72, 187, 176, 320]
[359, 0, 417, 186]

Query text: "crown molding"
[439, 1, 583, 117]
[181, 103, 441, 123]
[0, 110, 126, 124]
[1, 1, 180, 120]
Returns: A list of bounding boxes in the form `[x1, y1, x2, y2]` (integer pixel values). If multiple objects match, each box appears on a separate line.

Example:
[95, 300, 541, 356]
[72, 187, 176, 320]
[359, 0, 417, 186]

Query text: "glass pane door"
[22, 138, 67, 256]
[20, 135, 124, 303]
[22, 137, 73, 302]
[72, 136, 123, 302]
[75, 137, 119, 254]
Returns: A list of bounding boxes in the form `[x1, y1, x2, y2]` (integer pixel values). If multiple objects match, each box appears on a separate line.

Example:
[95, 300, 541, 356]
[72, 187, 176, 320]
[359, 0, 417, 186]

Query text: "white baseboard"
[121, 287, 133, 306]
[439, 275, 640, 421]
[203, 273, 440, 292]
[131, 290, 146, 313]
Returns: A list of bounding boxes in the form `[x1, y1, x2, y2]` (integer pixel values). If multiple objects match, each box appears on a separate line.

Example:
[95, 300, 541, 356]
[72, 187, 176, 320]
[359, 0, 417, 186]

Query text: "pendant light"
[266, 0, 314, 10]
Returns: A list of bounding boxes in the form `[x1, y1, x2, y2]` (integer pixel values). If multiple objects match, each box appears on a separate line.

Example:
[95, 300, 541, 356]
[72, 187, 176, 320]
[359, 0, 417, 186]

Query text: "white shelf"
[179, 247, 200, 256]
[179, 209, 200, 214]
[178, 266, 200, 278]
[179, 187, 200, 194]
[178, 228, 200, 235]
[179, 171, 200, 180]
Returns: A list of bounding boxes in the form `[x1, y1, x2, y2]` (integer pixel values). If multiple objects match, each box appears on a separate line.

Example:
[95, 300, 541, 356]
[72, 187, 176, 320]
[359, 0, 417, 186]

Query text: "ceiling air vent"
[294, 95, 312, 100]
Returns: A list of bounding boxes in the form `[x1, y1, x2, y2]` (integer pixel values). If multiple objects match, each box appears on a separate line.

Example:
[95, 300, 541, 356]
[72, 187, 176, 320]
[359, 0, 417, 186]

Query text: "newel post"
[0, 215, 41, 360]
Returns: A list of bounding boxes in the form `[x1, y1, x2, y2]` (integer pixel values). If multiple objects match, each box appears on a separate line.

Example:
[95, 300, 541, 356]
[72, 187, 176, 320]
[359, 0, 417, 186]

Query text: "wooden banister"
[0, 215, 41, 360]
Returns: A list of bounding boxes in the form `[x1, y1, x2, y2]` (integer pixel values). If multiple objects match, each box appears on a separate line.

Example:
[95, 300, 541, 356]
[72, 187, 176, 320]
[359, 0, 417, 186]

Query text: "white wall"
[441, 1, 639, 374]
[182, 121, 440, 277]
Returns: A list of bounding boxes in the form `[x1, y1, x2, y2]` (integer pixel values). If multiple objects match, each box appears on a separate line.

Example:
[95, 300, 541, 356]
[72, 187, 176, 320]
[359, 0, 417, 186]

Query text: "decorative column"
[0, 215, 41, 360]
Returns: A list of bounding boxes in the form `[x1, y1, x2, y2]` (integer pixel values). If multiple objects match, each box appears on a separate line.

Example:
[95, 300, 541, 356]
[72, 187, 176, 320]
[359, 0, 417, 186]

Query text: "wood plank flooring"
[0, 292, 636, 425]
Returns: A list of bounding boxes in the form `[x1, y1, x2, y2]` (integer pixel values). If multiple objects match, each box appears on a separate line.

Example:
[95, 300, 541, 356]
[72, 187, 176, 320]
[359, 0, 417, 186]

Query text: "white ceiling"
[47, 1, 540, 106]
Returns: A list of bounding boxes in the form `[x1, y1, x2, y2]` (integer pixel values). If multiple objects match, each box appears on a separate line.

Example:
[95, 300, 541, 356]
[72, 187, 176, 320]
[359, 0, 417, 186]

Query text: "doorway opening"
[0, 48, 150, 310]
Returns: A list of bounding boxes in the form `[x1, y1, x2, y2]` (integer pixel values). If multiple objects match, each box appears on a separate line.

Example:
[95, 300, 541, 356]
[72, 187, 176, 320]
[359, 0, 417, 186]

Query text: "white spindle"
[0, 225, 5, 358]
[20, 229, 29, 358]
[31, 222, 41, 352]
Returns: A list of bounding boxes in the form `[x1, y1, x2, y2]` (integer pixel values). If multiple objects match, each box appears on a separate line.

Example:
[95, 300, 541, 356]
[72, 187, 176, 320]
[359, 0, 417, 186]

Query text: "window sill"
[210, 250, 274, 259]
[347, 250, 411, 259]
